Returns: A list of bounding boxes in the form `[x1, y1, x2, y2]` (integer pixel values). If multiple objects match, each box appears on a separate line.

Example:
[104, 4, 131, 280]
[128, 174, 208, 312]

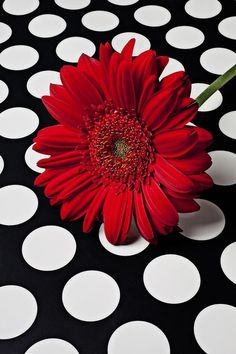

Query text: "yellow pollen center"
[113, 139, 129, 158]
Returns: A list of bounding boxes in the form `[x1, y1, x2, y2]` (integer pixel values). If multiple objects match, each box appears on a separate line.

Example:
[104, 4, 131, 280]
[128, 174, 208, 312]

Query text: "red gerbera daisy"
[33, 39, 213, 245]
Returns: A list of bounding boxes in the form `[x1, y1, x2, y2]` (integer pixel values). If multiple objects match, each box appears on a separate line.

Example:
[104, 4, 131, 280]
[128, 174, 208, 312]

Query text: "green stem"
[195, 64, 236, 107]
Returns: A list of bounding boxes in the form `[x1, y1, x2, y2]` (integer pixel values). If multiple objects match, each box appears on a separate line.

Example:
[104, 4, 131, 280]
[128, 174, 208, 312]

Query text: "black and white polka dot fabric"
[0, 0, 236, 353]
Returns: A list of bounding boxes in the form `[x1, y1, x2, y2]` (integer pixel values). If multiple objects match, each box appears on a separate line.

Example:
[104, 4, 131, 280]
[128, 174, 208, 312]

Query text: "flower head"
[33, 39, 213, 244]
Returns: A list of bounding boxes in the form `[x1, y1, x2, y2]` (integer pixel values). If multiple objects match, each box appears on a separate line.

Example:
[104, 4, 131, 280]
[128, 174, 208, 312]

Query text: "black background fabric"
[0, 0, 236, 353]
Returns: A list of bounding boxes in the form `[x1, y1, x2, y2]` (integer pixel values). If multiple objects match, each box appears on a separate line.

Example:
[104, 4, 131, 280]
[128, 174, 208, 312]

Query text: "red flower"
[33, 39, 213, 244]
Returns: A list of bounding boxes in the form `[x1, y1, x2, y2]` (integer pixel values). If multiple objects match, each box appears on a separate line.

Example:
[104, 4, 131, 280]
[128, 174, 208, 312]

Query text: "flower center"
[86, 102, 154, 190]
[113, 139, 129, 158]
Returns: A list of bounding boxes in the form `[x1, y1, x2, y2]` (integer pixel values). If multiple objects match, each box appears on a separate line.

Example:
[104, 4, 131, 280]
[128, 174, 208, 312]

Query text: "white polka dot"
[218, 16, 236, 40]
[29, 14, 67, 38]
[134, 6, 171, 27]
[108, 321, 170, 354]
[0, 45, 39, 70]
[207, 150, 236, 186]
[179, 199, 225, 241]
[166, 26, 204, 49]
[108, 0, 139, 4]
[22, 225, 76, 271]
[194, 304, 236, 354]
[99, 222, 149, 256]
[221, 242, 236, 284]
[0, 22, 12, 43]
[0, 285, 37, 339]
[82, 11, 119, 32]
[3, 0, 39, 15]
[25, 144, 49, 173]
[190, 83, 223, 112]
[62, 271, 120, 321]
[219, 111, 236, 140]
[112, 32, 150, 56]
[143, 255, 200, 304]
[25, 338, 79, 354]
[186, 122, 197, 127]
[0, 107, 39, 139]
[27, 70, 61, 98]
[185, 0, 222, 19]
[0, 80, 9, 103]
[0, 185, 38, 226]
[54, 0, 90, 10]
[159, 57, 185, 80]
[200, 48, 236, 75]
[0, 156, 4, 175]
[56, 37, 96, 63]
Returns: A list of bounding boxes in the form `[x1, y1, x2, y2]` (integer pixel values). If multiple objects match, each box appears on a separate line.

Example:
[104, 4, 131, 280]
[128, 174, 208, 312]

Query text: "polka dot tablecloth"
[0, 0, 236, 353]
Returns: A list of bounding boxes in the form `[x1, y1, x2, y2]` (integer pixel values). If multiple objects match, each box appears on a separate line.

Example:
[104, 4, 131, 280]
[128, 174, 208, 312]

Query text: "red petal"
[118, 60, 136, 111]
[49, 196, 60, 206]
[60, 65, 103, 107]
[120, 191, 134, 244]
[99, 42, 113, 68]
[153, 127, 198, 158]
[103, 189, 133, 245]
[48, 83, 87, 126]
[42, 95, 82, 128]
[132, 50, 157, 105]
[42, 95, 84, 129]
[120, 38, 135, 60]
[146, 211, 175, 235]
[49, 83, 86, 118]
[168, 152, 212, 175]
[163, 97, 198, 130]
[43, 166, 81, 198]
[153, 154, 195, 193]
[37, 150, 86, 168]
[77, 55, 107, 98]
[137, 74, 156, 112]
[60, 187, 97, 221]
[167, 196, 200, 213]
[83, 186, 108, 233]
[156, 56, 169, 77]
[142, 177, 178, 226]
[159, 71, 191, 98]
[192, 127, 213, 150]
[34, 168, 66, 187]
[190, 172, 213, 192]
[49, 83, 69, 101]
[33, 124, 87, 155]
[108, 52, 136, 110]
[133, 50, 157, 80]
[134, 190, 155, 242]
[162, 186, 197, 200]
[108, 52, 122, 108]
[141, 89, 177, 130]
[58, 171, 95, 200]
